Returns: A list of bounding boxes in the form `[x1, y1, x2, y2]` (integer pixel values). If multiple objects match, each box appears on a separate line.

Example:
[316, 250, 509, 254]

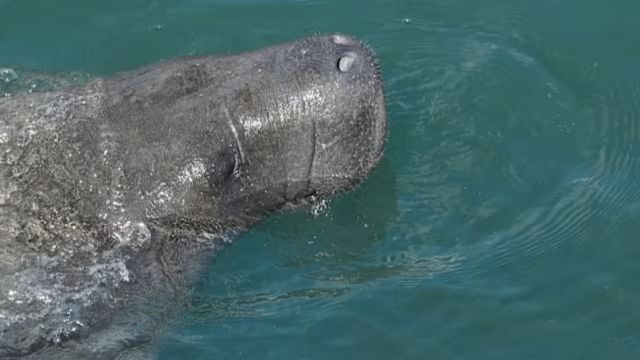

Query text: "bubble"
[309, 196, 329, 217]
[0, 68, 17, 83]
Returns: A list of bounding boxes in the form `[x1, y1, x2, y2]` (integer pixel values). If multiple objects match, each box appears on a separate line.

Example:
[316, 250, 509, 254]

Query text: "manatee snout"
[309, 34, 387, 195]
[222, 34, 387, 209]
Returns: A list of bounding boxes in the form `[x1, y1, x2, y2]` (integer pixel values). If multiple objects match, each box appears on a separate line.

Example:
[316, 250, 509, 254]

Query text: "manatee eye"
[207, 150, 236, 191]
[338, 53, 356, 73]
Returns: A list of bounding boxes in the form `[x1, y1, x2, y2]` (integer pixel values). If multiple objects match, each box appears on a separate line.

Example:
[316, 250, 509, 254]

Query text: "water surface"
[2, 0, 640, 359]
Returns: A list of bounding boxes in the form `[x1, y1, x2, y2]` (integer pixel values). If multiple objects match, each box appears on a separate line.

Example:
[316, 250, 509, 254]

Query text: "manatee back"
[0, 87, 160, 358]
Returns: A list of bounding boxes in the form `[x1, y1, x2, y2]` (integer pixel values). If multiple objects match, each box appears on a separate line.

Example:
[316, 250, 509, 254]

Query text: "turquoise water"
[3, 0, 640, 359]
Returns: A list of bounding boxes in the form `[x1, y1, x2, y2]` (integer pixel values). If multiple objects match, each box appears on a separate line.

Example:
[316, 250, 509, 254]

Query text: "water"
[2, 0, 640, 359]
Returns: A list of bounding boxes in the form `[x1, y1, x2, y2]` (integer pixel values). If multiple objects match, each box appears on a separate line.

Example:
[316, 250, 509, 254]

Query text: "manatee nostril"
[331, 34, 353, 45]
[337, 53, 356, 73]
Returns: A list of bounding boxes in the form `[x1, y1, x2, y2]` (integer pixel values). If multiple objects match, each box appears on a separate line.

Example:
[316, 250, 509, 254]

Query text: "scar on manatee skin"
[222, 104, 246, 177]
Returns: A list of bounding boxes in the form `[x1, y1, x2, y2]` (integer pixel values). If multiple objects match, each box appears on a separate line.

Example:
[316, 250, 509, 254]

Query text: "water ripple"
[368, 19, 640, 292]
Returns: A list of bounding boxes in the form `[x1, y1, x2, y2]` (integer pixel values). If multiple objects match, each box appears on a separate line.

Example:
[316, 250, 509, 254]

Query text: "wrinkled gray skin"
[0, 34, 386, 359]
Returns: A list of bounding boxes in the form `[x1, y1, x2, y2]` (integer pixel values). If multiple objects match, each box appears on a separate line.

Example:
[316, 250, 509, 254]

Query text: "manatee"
[0, 34, 387, 359]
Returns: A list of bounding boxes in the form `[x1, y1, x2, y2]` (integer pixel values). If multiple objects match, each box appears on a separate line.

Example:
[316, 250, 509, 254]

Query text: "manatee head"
[215, 34, 387, 214]
[0, 34, 387, 359]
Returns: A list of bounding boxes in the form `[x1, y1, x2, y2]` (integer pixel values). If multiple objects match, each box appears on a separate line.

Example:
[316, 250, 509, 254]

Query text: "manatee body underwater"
[0, 34, 387, 359]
